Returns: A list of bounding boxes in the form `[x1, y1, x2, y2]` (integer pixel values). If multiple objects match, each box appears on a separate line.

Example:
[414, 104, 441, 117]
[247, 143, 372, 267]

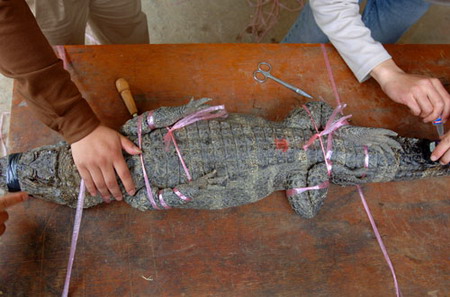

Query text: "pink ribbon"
[158, 191, 171, 209]
[321, 44, 342, 106]
[302, 104, 350, 176]
[163, 105, 228, 181]
[173, 188, 191, 201]
[356, 185, 403, 297]
[286, 181, 329, 197]
[147, 111, 156, 130]
[241, 0, 303, 43]
[362, 145, 369, 178]
[137, 106, 226, 209]
[165, 127, 193, 182]
[286, 102, 348, 195]
[62, 180, 85, 297]
[303, 104, 351, 151]
[54, 45, 71, 70]
[138, 114, 159, 209]
[358, 147, 401, 296]
[321, 43, 402, 297]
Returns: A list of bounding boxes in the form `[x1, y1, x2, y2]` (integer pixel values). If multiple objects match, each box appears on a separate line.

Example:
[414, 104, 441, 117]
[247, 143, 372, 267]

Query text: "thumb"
[120, 135, 142, 155]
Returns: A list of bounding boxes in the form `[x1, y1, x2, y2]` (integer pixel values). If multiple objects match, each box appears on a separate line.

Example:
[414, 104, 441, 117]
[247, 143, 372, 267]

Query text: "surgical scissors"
[253, 62, 313, 99]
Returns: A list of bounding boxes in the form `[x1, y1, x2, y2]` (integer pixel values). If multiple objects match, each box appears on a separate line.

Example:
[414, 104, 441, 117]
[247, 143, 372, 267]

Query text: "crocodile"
[1, 99, 448, 218]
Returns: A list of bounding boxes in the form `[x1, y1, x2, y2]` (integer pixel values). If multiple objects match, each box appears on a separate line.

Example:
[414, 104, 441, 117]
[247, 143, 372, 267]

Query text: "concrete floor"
[1, 0, 449, 157]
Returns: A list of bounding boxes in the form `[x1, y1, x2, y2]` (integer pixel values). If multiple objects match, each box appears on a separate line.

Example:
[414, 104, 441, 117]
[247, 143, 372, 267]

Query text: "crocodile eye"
[22, 168, 37, 183]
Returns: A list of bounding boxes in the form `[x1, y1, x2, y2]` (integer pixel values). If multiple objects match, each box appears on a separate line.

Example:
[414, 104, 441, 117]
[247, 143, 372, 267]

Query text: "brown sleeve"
[0, 0, 100, 144]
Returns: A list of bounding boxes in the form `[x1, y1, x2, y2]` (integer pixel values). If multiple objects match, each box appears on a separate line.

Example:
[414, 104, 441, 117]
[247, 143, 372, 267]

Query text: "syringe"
[433, 117, 445, 138]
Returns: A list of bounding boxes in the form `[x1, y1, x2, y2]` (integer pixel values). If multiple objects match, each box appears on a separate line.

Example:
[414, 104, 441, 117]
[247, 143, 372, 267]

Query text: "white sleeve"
[310, 0, 392, 82]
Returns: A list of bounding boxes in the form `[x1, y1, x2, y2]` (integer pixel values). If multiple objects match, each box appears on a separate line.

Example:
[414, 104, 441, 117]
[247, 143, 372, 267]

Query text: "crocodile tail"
[393, 137, 450, 181]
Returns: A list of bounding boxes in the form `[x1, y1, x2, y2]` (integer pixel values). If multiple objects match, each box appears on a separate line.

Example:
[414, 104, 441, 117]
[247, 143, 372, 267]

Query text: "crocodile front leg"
[120, 97, 213, 136]
[283, 101, 345, 132]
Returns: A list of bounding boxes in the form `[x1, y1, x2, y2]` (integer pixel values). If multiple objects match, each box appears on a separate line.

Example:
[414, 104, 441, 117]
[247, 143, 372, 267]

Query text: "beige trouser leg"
[26, 0, 149, 45]
[88, 0, 149, 44]
[26, 0, 90, 45]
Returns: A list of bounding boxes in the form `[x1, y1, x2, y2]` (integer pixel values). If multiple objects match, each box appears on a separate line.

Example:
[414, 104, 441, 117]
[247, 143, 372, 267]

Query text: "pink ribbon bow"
[302, 103, 351, 176]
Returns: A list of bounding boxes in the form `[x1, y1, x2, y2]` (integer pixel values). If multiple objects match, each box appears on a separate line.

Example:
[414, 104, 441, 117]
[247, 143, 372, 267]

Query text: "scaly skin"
[0, 99, 448, 218]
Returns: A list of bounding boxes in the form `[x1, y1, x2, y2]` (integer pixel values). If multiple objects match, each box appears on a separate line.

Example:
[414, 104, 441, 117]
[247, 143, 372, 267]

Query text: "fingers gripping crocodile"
[1, 99, 448, 218]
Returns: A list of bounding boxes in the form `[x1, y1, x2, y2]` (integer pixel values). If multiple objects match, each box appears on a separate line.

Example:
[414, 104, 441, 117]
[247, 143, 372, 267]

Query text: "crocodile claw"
[337, 126, 403, 155]
[183, 97, 212, 115]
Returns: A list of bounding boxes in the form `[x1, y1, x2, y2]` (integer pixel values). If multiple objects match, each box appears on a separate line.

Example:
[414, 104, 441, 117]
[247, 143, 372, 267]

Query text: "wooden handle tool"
[116, 78, 138, 117]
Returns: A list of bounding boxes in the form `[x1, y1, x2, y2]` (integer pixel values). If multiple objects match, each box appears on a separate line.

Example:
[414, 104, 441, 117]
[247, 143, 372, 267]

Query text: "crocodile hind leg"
[124, 171, 233, 211]
[286, 163, 329, 218]
[123, 172, 220, 211]
[125, 170, 274, 211]
[164, 170, 271, 210]
[125, 185, 191, 211]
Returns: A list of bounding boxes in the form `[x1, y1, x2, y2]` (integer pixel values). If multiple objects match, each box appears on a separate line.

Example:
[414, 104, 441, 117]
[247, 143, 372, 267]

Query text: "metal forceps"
[253, 62, 313, 99]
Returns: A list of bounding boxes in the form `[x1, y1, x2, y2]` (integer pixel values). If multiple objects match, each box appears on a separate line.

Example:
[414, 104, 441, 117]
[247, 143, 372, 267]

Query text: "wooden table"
[1, 44, 449, 297]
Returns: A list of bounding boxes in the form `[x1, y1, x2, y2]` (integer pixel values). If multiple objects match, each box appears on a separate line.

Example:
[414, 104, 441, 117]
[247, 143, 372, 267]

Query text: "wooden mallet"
[115, 78, 138, 117]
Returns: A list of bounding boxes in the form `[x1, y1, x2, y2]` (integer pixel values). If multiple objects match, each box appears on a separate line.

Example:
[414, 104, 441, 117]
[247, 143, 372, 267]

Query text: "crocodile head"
[393, 137, 450, 181]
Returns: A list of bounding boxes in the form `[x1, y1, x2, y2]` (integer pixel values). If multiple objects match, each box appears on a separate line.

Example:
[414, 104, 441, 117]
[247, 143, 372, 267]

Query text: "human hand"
[71, 125, 141, 202]
[431, 131, 450, 165]
[371, 59, 450, 123]
[0, 192, 28, 236]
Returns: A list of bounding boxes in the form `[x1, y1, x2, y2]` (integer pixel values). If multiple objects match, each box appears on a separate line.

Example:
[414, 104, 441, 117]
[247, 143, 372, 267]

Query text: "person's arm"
[0, 192, 28, 236]
[370, 59, 450, 123]
[0, 0, 99, 142]
[310, 0, 391, 82]
[310, 0, 450, 123]
[0, 0, 140, 200]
